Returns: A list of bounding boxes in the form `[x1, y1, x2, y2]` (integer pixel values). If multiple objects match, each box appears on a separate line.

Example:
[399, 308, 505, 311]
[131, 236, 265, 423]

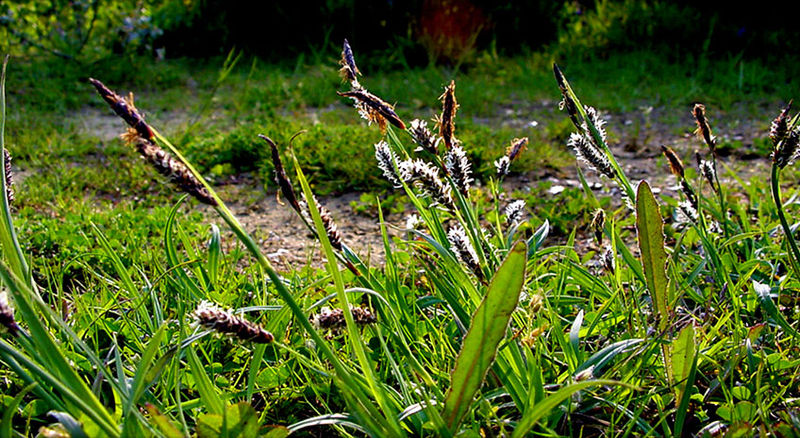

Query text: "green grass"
[3, 46, 800, 437]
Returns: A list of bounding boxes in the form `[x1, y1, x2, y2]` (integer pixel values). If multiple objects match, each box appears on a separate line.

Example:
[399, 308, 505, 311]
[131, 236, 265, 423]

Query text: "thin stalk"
[771, 163, 800, 279]
[150, 129, 394, 431]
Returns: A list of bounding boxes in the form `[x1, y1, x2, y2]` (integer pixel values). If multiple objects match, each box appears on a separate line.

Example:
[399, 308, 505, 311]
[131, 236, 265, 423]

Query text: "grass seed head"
[602, 248, 615, 273]
[661, 145, 685, 178]
[582, 107, 607, 144]
[773, 127, 800, 169]
[591, 208, 605, 245]
[770, 100, 793, 146]
[680, 180, 698, 210]
[89, 78, 154, 140]
[505, 200, 526, 226]
[374, 141, 406, 188]
[568, 133, 615, 179]
[695, 153, 718, 192]
[692, 103, 716, 151]
[506, 137, 529, 162]
[408, 159, 453, 208]
[447, 225, 482, 278]
[553, 63, 580, 128]
[339, 39, 362, 88]
[0, 291, 19, 337]
[127, 132, 216, 206]
[300, 194, 343, 250]
[494, 156, 510, 177]
[262, 135, 301, 212]
[3, 148, 13, 205]
[438, 80, 459, 150]
[192, 301, 274, 344]
[409, 119, 440, 154]
[444, 144, 473, 195]
[677, 200, 699, 224]
[338, 89, 406, 131]
[310, 306, 377, 331]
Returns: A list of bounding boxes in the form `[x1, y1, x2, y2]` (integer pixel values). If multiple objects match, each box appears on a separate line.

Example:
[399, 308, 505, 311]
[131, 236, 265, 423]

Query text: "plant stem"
[771, 163, 800, 278]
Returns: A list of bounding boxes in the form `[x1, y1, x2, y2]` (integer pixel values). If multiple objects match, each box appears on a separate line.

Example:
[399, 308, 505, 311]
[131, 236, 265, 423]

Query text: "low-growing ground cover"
[2, 41, 800, 437]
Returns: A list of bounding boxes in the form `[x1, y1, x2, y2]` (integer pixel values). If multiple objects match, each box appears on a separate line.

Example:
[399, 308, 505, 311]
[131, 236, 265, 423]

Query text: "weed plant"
[2, 39, 800, 438]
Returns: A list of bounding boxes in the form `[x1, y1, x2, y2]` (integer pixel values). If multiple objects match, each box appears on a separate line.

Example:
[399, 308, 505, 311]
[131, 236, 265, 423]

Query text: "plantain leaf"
[441, 240, 527, 431]
[671, 323, 696, 403]
[636, 181, 671, 331]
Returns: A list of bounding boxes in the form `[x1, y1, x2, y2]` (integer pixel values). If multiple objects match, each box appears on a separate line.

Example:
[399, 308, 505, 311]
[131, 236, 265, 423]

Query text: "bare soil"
[70, 101, 777, 272]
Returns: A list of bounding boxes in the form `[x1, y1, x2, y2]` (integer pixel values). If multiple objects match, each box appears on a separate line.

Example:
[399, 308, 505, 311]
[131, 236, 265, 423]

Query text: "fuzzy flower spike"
[771, 101, 800, 169]
[494, 137, 529, 178]
[192, 301, 274, 344]
[0, 291, 19, 337]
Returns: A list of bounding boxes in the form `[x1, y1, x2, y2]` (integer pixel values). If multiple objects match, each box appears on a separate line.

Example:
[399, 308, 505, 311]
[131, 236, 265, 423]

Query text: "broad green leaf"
[145, 404, 184, 438]
[636, 181, 671, 331]
[196, 403, 262, 438]
[441, 240, 527, 431]
[671, 323, 696, 404]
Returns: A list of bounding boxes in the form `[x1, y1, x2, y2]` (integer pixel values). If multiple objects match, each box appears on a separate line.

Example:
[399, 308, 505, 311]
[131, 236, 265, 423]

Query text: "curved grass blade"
[512, 379, 632, 437]
[441, 240, 527, 431]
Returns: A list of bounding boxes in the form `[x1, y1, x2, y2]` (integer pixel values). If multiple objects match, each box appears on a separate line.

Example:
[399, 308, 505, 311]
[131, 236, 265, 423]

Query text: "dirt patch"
[56, 101, 779, 273]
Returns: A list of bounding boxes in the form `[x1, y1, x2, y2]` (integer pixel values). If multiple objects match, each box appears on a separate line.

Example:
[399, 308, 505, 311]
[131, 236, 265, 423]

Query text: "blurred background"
[1, 0, 796, 67]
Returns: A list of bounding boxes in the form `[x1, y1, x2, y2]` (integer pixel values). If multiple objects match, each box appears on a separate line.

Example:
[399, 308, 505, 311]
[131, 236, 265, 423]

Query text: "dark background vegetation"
[1, 0, 797, 66]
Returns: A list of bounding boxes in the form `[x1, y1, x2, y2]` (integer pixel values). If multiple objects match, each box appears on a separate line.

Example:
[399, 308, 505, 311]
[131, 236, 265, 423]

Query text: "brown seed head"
[300, 194, 343, 251]
[339, 39, 362, 87]
[506, 137, 529, 162]
[553, 63, 580, 128]
[310, 306, 377, 331]
[127, 131, 216, 205]
[692, 103, 715, 151]
[261, 135, 301, 213]
[661, 145, 685, 178]
[591, 208, 605, 245]
[89, 78, 154, 140]
[438, 80, 459, 150]
[338, 89, 406, 131]
[193, 301, 274, 344]
[770, 100, 793, 146]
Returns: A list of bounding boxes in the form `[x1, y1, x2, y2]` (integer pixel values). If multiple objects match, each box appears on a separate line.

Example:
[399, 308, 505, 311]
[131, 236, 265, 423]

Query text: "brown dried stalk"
[89, 78, 154, 140]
